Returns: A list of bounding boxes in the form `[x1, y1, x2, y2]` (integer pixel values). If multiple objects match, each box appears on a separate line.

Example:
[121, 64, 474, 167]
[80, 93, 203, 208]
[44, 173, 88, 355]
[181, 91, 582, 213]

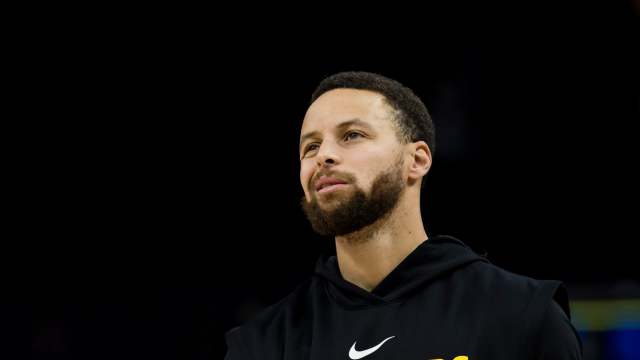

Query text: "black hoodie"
[224, 235, 583, 359]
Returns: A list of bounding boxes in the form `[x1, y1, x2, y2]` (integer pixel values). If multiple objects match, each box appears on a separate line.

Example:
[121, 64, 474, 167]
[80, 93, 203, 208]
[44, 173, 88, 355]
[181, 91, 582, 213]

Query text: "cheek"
[357, 161, 386, 191]
[300, 162, 314, 194]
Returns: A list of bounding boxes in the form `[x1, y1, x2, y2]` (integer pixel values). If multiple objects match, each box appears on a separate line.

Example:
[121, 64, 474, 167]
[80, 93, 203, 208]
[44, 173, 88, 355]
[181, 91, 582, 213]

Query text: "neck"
[334, 193, 428, 292]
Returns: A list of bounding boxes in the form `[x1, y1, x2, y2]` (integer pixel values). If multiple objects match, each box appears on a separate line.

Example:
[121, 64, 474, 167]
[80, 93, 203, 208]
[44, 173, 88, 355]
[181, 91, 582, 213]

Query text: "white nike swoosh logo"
[348, 336, 395, 359]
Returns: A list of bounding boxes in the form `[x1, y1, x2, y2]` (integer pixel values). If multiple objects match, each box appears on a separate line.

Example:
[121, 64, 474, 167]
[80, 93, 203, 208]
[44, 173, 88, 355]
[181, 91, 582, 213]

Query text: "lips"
[315, 176, 347, 192]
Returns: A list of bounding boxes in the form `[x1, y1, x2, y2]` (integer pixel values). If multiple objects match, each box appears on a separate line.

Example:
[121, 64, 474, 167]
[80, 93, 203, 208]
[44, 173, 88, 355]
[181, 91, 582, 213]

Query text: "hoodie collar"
[314, 235, 489, 308]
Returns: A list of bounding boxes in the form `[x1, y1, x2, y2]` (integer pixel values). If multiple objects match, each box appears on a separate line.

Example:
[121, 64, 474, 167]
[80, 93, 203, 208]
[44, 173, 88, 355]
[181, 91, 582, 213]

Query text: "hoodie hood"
[314, 235, 489, 308]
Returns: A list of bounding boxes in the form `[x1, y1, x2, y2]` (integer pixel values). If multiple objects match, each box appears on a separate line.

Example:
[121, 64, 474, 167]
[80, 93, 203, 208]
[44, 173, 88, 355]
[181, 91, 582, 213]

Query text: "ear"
[407, 141, 432, 185]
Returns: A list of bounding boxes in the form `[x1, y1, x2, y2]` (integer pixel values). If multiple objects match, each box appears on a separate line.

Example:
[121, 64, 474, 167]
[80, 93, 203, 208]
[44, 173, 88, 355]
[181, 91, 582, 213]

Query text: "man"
[224, 72, 583, 359]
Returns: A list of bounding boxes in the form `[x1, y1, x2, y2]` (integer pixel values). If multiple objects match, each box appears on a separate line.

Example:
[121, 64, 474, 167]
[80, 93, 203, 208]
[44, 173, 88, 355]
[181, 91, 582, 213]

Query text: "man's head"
[299, 72, 435, 237]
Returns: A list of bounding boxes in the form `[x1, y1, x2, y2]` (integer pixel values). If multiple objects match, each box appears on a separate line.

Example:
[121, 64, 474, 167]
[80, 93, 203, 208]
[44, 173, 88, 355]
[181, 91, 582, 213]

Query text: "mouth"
[317, 183, 349, 194]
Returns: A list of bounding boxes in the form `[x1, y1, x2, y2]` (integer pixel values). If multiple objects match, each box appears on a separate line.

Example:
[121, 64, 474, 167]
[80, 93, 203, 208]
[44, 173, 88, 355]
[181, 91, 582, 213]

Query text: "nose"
[315, 142, 340, 168]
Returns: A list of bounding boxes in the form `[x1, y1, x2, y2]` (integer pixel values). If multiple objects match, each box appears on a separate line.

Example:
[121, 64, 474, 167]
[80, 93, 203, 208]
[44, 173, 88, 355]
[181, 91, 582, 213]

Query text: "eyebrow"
[299, 118, 374, 151]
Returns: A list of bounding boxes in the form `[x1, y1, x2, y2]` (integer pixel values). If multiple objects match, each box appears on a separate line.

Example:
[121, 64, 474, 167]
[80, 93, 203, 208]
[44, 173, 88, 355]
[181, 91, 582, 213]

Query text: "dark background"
[5, 2, 638, 359]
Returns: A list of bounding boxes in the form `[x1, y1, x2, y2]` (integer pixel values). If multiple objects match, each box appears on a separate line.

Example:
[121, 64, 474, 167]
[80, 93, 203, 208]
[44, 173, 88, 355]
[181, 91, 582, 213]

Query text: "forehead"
[300, 88, 394, 135]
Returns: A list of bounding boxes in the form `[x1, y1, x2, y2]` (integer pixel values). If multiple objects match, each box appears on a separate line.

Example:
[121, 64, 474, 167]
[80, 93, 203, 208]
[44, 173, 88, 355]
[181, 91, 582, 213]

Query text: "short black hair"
[311, 71, 435, 157]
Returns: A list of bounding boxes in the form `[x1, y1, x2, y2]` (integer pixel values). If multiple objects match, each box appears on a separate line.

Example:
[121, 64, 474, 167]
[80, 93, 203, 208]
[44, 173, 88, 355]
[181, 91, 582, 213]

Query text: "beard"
[300, 159, 405, 237]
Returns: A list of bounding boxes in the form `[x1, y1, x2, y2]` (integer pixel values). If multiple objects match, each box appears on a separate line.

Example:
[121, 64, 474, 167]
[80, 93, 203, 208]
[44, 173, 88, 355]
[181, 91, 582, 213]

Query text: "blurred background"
[5, 1, 638, 359]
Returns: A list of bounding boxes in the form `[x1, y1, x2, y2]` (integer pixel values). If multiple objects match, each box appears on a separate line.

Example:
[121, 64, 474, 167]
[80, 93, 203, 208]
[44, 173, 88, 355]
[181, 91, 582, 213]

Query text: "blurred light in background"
[571, 299, 640, 360]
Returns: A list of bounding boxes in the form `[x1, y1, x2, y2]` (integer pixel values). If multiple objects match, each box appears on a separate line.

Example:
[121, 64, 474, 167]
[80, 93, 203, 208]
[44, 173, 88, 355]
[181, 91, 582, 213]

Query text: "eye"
[303, 143, 319, 156]
[344, 131, 363, 141]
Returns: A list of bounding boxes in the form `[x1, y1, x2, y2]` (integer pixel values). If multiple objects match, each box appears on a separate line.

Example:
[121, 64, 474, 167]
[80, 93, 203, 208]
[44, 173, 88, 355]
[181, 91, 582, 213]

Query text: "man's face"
[299, 88, 407, 236]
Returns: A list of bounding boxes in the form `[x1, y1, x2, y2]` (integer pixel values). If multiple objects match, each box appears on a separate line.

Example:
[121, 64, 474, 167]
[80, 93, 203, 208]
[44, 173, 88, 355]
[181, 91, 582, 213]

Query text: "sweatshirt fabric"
[224, 235, 583, 359]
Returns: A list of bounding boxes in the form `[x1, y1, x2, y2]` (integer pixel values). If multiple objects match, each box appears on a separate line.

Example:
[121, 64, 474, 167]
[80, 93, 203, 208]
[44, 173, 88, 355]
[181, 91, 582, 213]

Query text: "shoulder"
[235, 276, 316, 331]
[466, 261, 571, 316]
[465, 261, 582, 357]
[224, 277, 318, 359]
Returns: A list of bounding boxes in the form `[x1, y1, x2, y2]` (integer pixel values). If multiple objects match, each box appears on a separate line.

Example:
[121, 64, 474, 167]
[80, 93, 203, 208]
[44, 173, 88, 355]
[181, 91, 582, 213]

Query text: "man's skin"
[299, 88, 433, 292]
